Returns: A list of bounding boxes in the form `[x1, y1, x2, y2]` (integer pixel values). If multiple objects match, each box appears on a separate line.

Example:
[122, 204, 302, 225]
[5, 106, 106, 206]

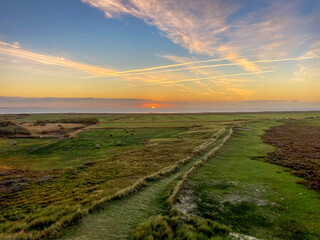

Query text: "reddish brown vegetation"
[263, 121, 320, 191]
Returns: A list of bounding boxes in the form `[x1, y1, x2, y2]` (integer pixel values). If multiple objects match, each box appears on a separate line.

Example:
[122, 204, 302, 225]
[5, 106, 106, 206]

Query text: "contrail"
[79, 56, 242, 79]
[126, 70, 274, 87]
[255, 56, 319, 63]
[84, 56, 319, 79]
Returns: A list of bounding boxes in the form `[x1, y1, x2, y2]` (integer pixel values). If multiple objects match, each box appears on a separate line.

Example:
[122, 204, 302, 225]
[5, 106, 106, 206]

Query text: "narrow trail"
[60, 128, 232, 240]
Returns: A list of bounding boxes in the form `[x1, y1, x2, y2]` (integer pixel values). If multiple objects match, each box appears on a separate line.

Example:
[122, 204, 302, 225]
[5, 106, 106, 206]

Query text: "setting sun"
[141, 103, 168, 109]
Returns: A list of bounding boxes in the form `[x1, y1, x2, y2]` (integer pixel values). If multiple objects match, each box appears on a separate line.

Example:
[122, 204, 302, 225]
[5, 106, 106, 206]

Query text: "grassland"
[0, 112, 320, 240]
[0, 127, 187, 170]
[7, 111, 319, 123]
[174, 120, 320, 239]
[60, 128, 232, 240]
[0, 114, 224, 239]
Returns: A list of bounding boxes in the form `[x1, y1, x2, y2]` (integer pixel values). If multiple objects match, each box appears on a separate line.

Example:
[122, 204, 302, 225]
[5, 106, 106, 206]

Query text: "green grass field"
[0, 127, 187, 170]
[175, 121, 320, 239]
[0, 112, 320, 239]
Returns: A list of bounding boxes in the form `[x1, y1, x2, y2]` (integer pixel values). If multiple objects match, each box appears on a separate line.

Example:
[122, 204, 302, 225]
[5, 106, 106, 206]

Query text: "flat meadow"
[0, 112, 320, 239]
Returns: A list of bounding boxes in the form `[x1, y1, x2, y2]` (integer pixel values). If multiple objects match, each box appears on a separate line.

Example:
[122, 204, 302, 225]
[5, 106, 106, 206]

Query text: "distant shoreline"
[1, 108, 320, 114]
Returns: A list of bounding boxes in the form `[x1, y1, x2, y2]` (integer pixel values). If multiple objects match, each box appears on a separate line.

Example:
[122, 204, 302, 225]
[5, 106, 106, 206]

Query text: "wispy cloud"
[128, 70, 274, 87]
[302, 40, 320, 58]
[0, 96, 151, 108]
[225, 1, 320, 59]
[82, 0, 260, 73]
[0, 41, 20, 49]
[0, 40, 114, 75]
[80, 55, 234, 79]
[1, 39, 318, 95]
[83, 0, 320, 75]
[82, 0, 234, 54]
[160, 54, 221, 77]
[83, 56, 319, 79]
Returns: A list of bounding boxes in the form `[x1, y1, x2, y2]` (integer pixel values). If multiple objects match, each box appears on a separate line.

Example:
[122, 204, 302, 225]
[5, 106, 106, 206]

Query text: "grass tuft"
[133, 213, 231, 240]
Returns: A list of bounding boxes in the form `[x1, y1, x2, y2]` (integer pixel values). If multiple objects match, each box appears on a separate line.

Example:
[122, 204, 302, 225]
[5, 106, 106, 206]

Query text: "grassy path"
[60, 128, 231, 240]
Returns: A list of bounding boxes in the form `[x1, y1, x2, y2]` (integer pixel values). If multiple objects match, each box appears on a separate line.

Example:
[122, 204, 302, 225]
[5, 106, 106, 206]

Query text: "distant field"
[4, 111, 320, 123]
[0, 127, 187, 170]
[0, 112, 320, 240]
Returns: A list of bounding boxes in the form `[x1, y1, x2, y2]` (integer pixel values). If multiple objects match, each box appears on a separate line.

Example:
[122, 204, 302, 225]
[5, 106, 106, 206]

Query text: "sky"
[0, 0, 319, 112]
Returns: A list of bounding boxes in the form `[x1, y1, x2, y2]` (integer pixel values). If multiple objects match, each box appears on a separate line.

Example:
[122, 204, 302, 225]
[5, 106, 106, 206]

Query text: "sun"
[142, 103, 165, 109]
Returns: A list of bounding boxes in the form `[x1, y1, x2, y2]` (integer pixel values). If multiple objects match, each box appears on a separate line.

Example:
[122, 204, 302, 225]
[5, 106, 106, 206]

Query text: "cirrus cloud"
[0, 40, 114, 75]
[82, 0, 320, 75]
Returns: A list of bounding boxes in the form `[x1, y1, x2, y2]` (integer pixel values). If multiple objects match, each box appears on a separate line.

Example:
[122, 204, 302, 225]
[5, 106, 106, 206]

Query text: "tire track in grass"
[60, 128, 232, 240]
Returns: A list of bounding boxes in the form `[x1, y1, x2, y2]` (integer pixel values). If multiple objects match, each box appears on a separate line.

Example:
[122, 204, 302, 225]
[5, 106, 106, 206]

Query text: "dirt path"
[60, 128, 232, 240]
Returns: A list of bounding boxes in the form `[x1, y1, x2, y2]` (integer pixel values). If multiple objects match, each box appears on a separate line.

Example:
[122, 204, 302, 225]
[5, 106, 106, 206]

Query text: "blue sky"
[0, 0, 187, 69]
[0, 0, 319, 111]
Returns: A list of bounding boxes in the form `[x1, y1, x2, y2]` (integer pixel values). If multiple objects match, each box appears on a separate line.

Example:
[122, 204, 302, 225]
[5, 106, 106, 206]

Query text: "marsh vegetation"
[0, 112, 319, 239]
